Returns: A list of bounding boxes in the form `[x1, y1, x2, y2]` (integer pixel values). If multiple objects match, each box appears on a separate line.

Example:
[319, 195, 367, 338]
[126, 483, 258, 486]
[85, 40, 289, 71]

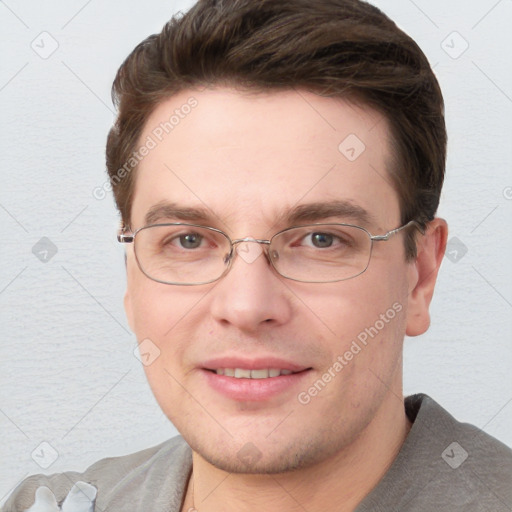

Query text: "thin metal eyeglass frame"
[117, 219, 422, 285]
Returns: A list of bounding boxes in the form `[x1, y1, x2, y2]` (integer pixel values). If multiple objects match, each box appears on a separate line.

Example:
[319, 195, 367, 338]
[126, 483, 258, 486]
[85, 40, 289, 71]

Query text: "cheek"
[300, 265, 408, 369]
[126, 276, 209, 414]
[128, 282, 170, 337]
[125, 266, 205, 368]
[126, 255, 195, 337]
[308, 276, 405, 336]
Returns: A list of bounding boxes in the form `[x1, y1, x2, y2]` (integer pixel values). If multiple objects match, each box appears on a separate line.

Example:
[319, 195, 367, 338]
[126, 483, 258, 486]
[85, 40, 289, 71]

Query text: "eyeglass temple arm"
[117, 232, 134, 243]
[370, 220, 424, 242]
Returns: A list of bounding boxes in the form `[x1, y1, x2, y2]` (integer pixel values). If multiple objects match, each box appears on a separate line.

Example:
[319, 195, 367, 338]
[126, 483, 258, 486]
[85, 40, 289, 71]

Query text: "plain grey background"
[1, 0, 511, 505]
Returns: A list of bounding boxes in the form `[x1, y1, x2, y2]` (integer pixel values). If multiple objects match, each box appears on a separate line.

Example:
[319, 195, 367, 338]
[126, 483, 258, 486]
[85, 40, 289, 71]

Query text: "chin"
[188, 432, 339, 475]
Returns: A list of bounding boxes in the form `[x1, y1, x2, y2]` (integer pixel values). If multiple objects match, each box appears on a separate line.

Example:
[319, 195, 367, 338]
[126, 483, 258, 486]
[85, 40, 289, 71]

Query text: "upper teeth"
[215, 368, 293, 378]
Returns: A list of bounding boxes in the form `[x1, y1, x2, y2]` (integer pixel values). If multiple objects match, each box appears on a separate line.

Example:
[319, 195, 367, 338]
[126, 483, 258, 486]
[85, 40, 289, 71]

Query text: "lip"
[201, 356, 309, 373]
[200, 356, 312, 402]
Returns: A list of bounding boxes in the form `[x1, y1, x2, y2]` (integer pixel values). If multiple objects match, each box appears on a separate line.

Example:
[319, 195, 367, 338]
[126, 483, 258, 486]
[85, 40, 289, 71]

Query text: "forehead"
[130, 87, 400, 232]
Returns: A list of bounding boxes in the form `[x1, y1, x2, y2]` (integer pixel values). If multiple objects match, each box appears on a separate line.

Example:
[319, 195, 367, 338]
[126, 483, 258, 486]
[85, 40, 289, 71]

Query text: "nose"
[209, 239, 293, 332]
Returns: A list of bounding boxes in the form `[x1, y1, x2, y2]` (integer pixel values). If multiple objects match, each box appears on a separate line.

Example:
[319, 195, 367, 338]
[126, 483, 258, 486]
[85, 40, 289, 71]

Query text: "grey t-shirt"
[3, 394, 512, 511]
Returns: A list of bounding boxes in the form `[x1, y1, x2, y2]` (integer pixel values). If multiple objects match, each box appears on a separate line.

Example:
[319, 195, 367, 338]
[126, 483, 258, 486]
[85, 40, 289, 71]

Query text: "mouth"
[206, 368, 307, 379]
[200, 359, 313, 401]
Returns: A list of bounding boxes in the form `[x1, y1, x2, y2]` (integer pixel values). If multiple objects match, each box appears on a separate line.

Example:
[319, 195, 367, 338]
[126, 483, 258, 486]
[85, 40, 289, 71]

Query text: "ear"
[405, 218, 448, 336]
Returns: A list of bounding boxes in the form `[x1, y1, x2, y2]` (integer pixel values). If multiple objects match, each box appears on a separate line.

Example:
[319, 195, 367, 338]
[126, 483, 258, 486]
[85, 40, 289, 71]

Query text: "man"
[4, 0, 512, 511]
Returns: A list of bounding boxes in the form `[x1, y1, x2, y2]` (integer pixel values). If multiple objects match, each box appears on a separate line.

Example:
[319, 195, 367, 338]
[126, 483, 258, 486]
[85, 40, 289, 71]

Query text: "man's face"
[124, 88, 418, 473]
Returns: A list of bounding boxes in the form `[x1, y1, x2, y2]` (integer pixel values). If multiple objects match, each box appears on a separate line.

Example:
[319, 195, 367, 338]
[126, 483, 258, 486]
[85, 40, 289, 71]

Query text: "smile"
[202, 366, 312, 401]
[213, 368, 295, 378]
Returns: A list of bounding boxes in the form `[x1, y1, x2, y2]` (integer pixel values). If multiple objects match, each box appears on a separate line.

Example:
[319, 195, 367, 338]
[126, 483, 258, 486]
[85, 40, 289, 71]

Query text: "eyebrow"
[143, 199, 375, 229]
[283, 200, 375, 227]
[144, 201, 211, 226]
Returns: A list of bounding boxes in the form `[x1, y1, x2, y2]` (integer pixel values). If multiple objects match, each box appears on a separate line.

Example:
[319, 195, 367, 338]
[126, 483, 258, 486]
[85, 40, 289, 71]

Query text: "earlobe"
[405, 218, 448, 337]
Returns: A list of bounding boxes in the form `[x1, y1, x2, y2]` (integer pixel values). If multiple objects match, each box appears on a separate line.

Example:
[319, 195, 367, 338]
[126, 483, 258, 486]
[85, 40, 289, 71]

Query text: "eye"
[177, 232, 203, 249]
[301, 231, 348, 249]
[160, 231, 207, 250]
[308, 232, 334, 248]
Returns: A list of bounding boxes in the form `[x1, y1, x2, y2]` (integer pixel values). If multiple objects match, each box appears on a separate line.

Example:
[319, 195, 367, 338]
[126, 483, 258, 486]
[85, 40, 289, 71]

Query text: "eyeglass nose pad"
[270, 249, 279, 261]
[223, 249, 234, 266]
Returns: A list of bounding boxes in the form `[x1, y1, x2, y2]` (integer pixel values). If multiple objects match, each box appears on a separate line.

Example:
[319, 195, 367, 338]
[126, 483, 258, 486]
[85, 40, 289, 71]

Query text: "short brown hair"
[106, 0, 446, 259]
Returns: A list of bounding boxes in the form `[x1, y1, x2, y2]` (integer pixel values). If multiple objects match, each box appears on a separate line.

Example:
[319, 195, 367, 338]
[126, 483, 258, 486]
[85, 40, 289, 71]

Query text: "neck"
[182, 391, 412, 512]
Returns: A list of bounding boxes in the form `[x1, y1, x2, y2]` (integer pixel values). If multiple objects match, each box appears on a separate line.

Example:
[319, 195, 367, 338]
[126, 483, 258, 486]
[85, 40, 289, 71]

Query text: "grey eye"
[179, 233, 203, 249]
[310, 232, 334, 248]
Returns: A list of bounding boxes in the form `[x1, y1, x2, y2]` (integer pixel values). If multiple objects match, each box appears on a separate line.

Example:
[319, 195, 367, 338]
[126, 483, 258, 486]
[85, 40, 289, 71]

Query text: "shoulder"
[409, 393, 512, 464]
[1, 435, 192, 512]
[360, 394, 512, 512]
[409, 394, 512, 509]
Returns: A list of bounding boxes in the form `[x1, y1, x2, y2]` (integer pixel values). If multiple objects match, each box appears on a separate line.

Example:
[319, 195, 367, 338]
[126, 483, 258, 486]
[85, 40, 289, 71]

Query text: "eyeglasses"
[117, 220, 421, 285]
